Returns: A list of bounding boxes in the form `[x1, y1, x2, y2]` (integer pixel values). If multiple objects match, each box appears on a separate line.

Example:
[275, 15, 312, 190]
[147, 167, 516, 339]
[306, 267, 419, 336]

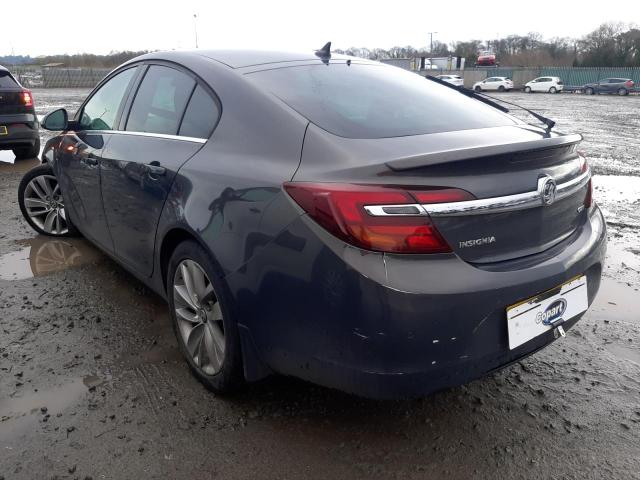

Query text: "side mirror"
[42, 108, 68, 131]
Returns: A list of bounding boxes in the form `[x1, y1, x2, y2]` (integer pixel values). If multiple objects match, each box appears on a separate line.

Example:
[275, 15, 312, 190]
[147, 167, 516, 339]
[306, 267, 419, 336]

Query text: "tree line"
[0, 51, 149, 68]
[335, 23, 640, 67]
[2, 23, 638, 68]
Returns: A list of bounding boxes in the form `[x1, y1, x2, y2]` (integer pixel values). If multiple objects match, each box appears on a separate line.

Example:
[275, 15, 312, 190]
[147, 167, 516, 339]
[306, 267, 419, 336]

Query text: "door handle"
[146, 162, 166, 176]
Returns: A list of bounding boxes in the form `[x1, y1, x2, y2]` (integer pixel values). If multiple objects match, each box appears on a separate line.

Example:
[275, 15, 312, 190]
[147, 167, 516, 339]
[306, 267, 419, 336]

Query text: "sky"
[2, 0, 638, 56]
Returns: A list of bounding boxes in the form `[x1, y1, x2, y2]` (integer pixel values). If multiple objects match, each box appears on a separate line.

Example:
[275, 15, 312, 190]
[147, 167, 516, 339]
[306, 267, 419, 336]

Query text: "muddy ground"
[0, 90, 639, 479]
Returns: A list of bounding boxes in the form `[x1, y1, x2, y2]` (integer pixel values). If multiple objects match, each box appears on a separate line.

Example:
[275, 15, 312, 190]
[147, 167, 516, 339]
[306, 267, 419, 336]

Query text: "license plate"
[507, 275, 588, 350]
[0, 126, 7, 135]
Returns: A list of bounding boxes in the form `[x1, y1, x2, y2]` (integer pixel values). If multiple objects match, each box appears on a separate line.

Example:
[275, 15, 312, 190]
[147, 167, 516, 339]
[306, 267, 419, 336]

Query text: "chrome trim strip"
[363, 204, 428, 216]
[363, 171, 591, 218]
[81, 130, 207, 144]
[425, 171, 590, 217]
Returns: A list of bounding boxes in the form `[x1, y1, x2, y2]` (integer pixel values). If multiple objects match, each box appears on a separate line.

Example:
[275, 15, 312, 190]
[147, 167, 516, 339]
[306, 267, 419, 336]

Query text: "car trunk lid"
[294, 125, 589, 264]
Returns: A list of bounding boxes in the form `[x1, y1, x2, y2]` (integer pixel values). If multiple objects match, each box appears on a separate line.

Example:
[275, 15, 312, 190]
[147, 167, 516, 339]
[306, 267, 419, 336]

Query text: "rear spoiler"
[385, 133, 583, 171]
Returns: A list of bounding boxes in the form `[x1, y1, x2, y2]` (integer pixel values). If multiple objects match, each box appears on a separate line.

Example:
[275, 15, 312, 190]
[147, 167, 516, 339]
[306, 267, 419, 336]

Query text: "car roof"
[132, 49, 370, 70]
[0, 65, 9, 73]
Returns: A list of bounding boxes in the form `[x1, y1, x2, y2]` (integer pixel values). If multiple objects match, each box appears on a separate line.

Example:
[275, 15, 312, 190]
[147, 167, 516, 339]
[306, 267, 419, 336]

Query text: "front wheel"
[167, 240, 244, 394]
[498, 85, 505, 92]
[474, 86, 482, 92]
[18, 163, 80, 237]
[524, 86, 532, 93]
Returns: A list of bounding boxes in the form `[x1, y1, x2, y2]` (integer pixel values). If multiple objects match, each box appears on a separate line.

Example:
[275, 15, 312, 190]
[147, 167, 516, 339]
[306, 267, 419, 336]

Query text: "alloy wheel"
[173, 259, 225, 375]
[23, 174, 68, 235]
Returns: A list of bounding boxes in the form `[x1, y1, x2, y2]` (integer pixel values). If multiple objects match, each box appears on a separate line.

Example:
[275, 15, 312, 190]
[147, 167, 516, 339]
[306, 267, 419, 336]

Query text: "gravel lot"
[0, 89, 639, 480]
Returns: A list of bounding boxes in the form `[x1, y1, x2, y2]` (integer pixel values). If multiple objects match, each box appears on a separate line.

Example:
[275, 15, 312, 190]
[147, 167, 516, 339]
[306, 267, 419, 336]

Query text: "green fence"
[539, 67, 640, 86]
[10, 66, 111, 88]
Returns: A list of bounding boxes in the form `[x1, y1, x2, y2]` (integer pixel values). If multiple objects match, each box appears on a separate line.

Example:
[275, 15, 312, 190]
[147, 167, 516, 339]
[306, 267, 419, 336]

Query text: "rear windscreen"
[247, 63, 517, 139]
[0, 71, 18, 88]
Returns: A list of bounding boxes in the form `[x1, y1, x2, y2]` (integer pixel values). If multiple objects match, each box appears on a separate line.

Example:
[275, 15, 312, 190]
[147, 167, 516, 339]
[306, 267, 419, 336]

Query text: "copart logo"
[459, 236, 496, 248]
[536, 298, 567, 325]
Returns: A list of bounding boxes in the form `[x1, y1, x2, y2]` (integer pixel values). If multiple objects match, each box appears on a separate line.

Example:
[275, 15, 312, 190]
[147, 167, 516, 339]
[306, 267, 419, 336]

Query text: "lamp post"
[193, 14, 199, 49]
[427, 31, 438, 57]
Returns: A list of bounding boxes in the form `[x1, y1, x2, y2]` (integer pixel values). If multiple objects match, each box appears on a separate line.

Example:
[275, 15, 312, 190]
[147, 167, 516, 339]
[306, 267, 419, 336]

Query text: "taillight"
[578, 152, 592, 208]
[584, 179, 593, 208]
[625, 80, 634, 88]
[21, 90, 33, 107]
[283, 183, 473, 254]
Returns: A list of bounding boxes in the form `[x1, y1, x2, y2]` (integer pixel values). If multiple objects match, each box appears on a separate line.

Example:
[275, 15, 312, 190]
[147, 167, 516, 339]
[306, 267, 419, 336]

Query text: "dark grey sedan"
[583, 78, 635, 95]
[18, 48, 606, 399]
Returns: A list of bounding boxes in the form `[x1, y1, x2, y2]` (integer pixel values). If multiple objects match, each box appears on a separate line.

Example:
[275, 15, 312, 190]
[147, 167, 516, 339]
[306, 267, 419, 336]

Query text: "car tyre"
[549, 87, 557, 94]
[585, 87, 594, 95]
[474, 86, 482, 92]
[524, 86, 532, 93]
[13, 137, 41, 160]
[18, 163, 81, 237]
[498, 85, 505, 92]
[617, 88, 628, 96]
[167, 240, 245, 395]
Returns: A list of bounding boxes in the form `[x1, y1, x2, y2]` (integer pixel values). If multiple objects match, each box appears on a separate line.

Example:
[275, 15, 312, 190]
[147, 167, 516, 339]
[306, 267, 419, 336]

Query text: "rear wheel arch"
[159, 227, 222, 293]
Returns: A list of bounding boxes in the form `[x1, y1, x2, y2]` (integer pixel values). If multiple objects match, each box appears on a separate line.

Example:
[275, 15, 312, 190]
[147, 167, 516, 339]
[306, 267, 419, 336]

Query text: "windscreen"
[247, 63, 517, 139]
[0, 71, 18, 88]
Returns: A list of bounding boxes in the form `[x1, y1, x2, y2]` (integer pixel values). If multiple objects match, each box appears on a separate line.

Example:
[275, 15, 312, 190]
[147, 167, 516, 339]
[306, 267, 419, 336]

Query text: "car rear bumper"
[228, 204, 607, 399]
[0, 114, 39, 148]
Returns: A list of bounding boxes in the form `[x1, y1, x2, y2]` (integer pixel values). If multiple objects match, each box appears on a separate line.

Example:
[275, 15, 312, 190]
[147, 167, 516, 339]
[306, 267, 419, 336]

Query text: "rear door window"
[0, 71, 18, 88]
[126, 65, 195, 135]
[178, 85, 220, 139]
[247, 64, 516, 139]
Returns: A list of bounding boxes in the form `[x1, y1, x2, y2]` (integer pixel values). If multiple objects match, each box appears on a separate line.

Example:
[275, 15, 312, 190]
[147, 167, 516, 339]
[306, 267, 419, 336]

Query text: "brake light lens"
[21, 90, 33, 107]
[625, 80, 634, 88]
[284, 183, 473, 254]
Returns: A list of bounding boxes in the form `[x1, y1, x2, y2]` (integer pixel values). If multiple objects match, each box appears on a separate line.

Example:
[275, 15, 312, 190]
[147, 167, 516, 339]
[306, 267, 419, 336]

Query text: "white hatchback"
[524, 77, 564, 93]
[435, 74, 464, 87]
[473, 77, 513, 92]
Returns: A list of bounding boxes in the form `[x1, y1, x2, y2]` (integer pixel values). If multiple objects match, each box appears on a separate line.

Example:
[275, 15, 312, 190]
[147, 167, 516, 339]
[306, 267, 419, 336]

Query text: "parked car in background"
[524, 77, 564, 94]
[0, 65, 40, 159]
[19, 49, 605, 400]
[435, 74, 463, 87]
[475, 50, 498, 67]
[473, 77, 513, 92]
[583, 78, 635, 96]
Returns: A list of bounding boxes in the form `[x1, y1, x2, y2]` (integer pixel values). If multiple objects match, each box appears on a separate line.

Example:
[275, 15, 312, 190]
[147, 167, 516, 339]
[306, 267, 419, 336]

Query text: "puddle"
[0, 156, 40, 173]
[588, 278, 640, 324]
[603, 236, 640, 288]
[605, 344, 640, 366]
[0, 236, 104, 281]
[593, 175, 640, 229]
[0, 377, 87, 443]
